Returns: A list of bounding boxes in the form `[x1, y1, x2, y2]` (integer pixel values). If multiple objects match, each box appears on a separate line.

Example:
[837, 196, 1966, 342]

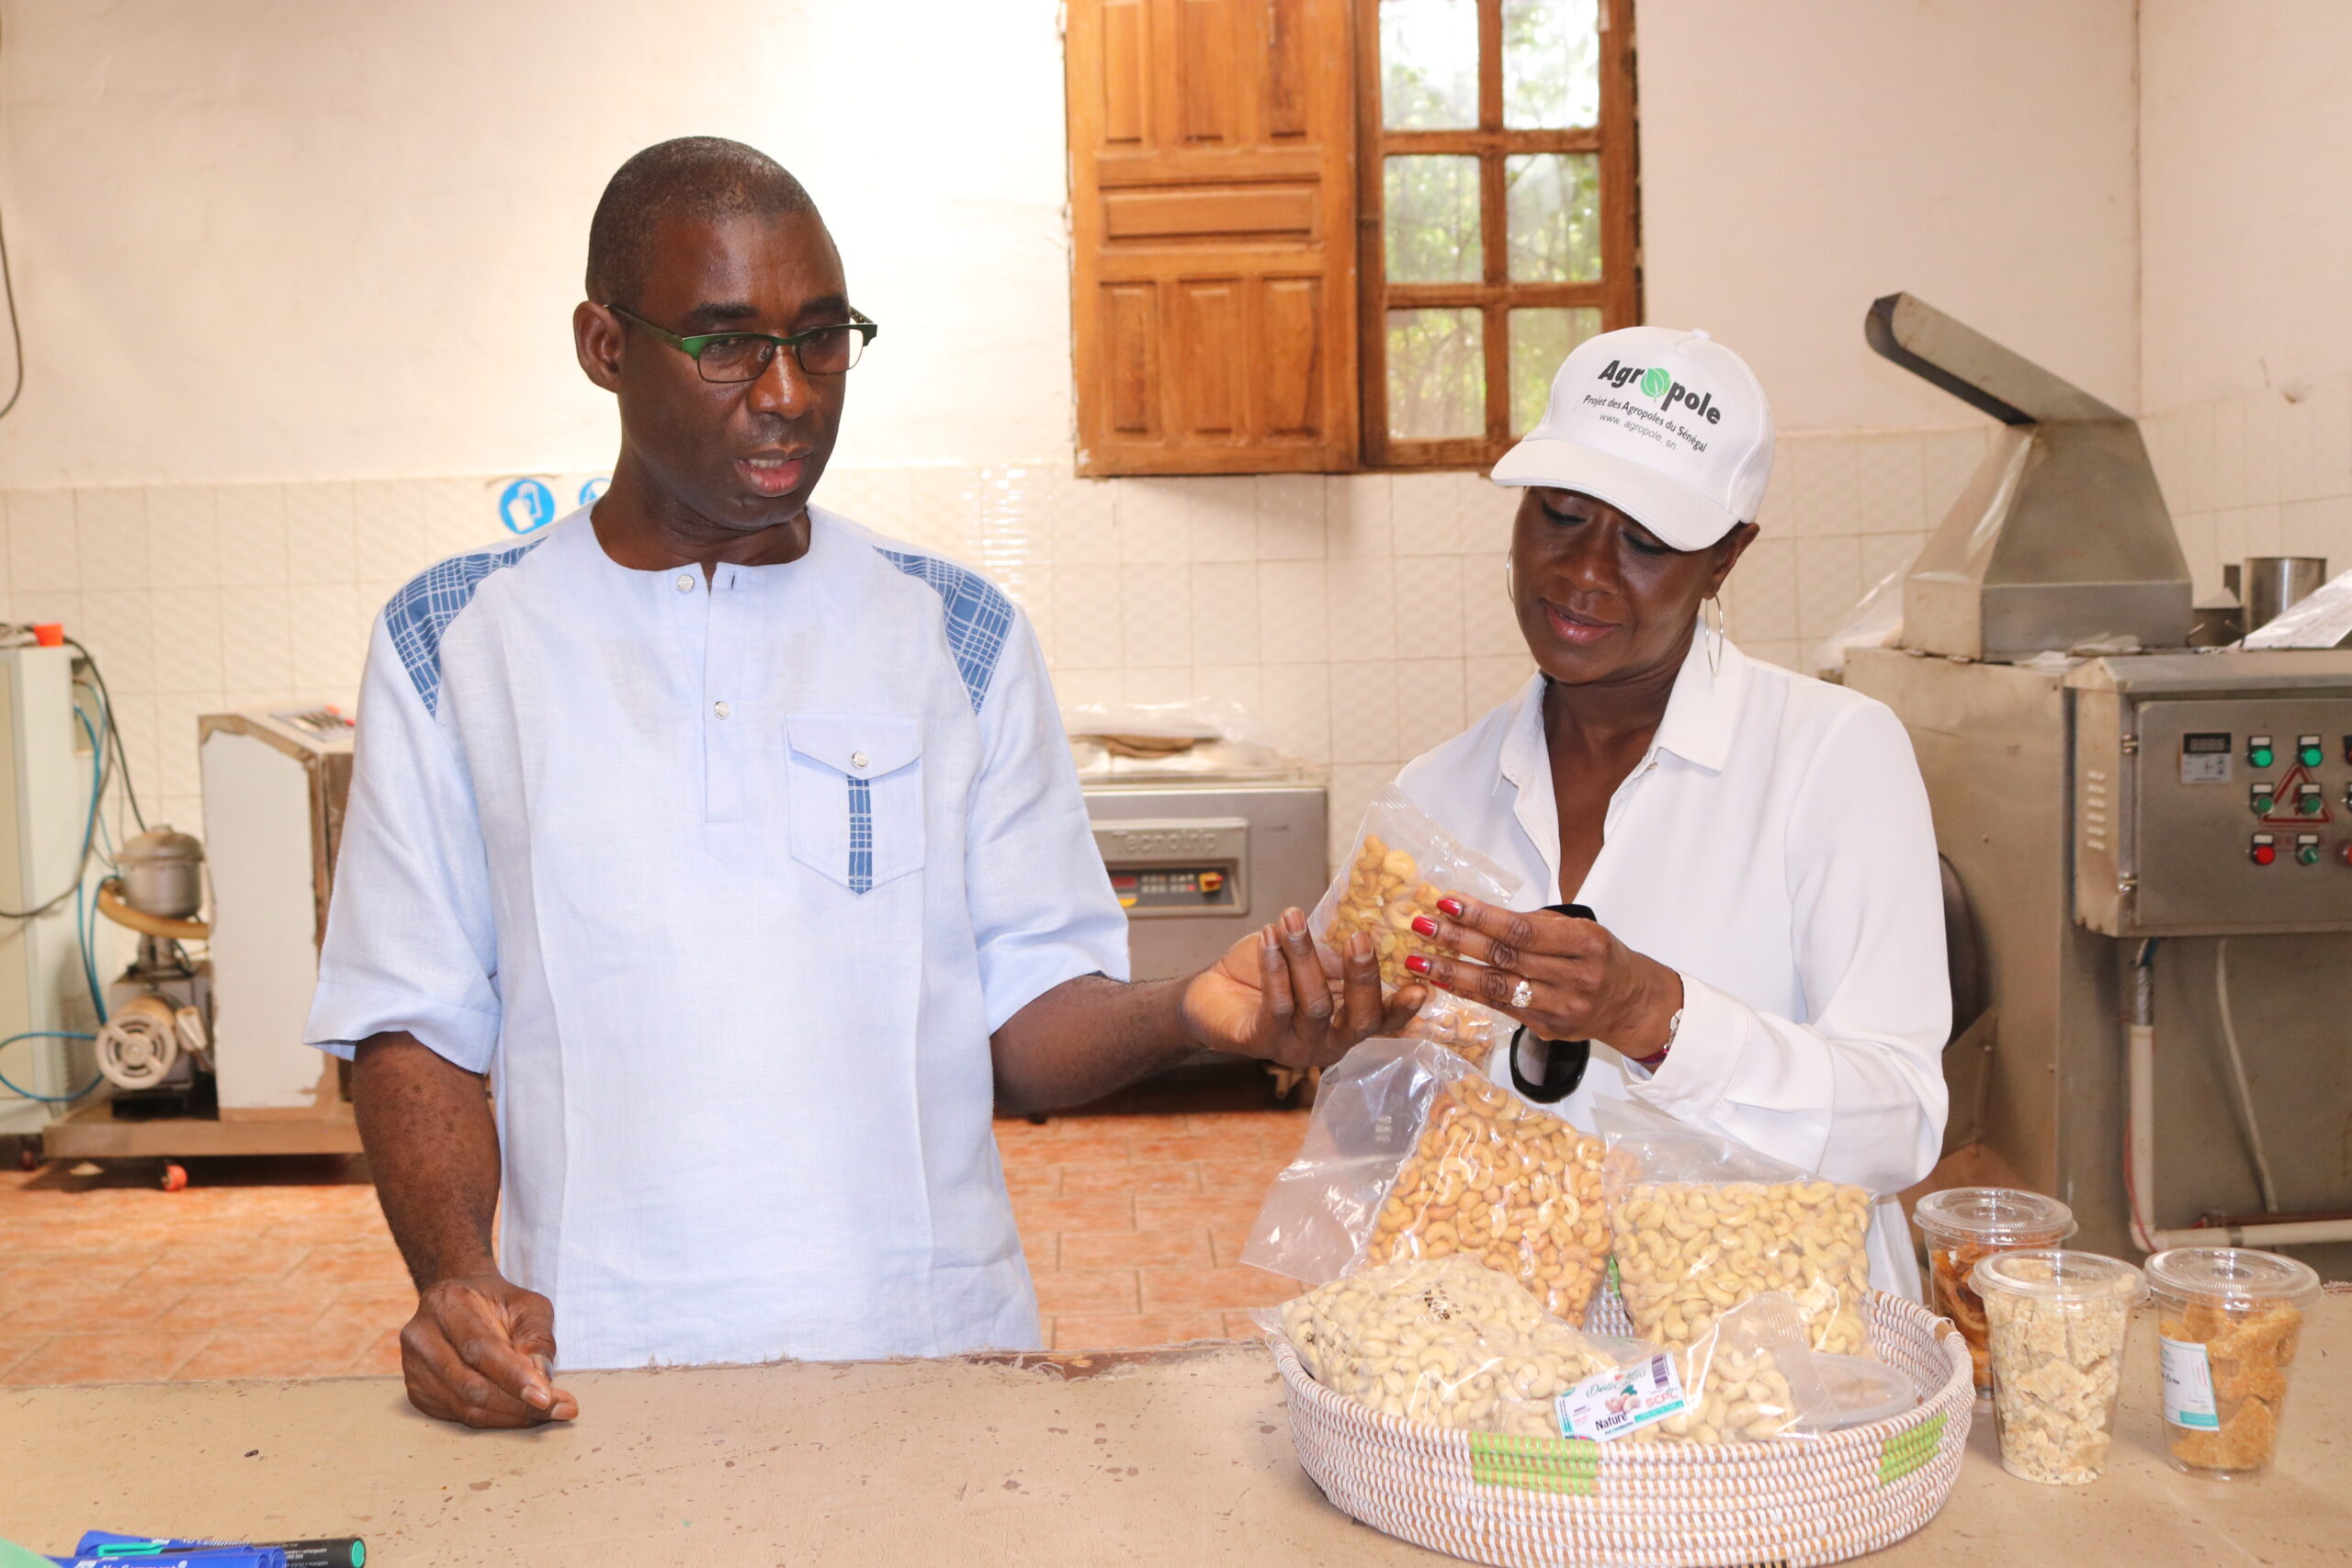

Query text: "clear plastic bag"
[1540, 1292, 1915, 1445]
[1312, 784, 1523, 1065]
[1269, 1255, 1643, 1438]
[1598, 1100, 1875, 1355]
[1243, 1040, 1613, 1323]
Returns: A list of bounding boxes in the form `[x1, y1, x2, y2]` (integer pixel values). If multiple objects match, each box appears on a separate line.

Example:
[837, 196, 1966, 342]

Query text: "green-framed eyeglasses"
[605, 304, 879, 382]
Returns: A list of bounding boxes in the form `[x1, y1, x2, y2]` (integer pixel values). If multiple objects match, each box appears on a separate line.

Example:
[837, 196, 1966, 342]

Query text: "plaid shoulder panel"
[876, 547, 1014, 715]
[383, 537, 546, 715]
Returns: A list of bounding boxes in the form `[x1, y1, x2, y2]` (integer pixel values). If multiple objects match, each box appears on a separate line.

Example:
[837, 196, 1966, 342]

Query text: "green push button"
[2253, 791, 2277, 816]
[2301, 792, 2324, 816]
[2301, 743, 2325, 768]
[2250, 744, 2275, 768]
[2299, 842, 2323, 865]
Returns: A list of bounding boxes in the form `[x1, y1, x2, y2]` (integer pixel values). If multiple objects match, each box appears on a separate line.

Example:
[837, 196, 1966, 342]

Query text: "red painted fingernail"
[1404, 954, 1431, 975]
[1436, 897, 1464, 919]
[1411, 915, 1439, 938]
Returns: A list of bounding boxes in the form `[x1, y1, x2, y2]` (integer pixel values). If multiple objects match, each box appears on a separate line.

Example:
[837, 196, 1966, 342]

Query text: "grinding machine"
[1845, 294, 2352, 1271]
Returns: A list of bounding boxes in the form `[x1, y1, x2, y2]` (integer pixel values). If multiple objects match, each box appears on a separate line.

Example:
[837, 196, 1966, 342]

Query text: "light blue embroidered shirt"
[306, 505, 1128, 1368]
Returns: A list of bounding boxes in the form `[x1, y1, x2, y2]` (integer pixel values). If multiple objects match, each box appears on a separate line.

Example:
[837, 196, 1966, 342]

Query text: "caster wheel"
[161, 1163, 189, 1192]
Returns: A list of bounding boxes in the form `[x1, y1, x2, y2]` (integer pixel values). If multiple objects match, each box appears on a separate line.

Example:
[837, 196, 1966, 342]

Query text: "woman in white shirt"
[1386, 326, 1949, 1297]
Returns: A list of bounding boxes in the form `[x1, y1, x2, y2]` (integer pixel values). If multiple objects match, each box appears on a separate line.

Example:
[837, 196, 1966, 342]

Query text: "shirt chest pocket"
[785, 714, 925, 893]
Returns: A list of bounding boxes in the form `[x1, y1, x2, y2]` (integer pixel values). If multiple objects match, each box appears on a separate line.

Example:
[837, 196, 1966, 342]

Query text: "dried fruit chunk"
[2159, 1299, 2303, 1474]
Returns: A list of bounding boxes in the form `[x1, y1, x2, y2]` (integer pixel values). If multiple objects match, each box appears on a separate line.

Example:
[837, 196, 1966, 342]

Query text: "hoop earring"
[1504, 556, 1516, 602]
[1704, 594, 1724, 679]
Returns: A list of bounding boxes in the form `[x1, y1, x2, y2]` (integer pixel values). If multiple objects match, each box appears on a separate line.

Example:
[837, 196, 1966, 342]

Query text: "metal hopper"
[1867, 292, 2191, 660]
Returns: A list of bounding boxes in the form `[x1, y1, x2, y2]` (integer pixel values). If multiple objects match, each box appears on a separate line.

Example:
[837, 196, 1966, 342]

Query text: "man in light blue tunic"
[305, 138, 1419, 1428]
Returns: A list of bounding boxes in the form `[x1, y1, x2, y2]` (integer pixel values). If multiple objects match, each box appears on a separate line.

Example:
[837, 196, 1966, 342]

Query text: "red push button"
[2250, 834, 2278, 866]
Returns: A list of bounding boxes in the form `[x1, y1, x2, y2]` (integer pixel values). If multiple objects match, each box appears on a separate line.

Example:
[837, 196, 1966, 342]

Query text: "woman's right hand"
[400, 1271, 578, 1427]
[1405, 895, 1682, 1058]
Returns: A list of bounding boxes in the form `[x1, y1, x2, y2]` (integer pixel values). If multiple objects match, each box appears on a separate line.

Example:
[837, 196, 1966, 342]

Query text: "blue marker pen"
[51, 1553, 281, 1568]
[78, 1534, 357, 1568]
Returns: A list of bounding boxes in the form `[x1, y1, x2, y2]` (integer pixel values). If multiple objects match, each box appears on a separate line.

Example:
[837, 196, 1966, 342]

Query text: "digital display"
[2183, 733, 2231, 755]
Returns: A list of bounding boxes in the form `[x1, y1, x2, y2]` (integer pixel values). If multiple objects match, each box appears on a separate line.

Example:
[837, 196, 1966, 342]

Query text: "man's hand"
[1182, 907, 1427, 1072]
[1408, 896, 1681, 1055]
[399, 1271, 578, 1429]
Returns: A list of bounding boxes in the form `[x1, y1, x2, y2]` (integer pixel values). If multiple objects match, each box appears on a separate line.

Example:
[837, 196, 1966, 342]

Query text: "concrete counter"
[4, 1298, 2346, 1565]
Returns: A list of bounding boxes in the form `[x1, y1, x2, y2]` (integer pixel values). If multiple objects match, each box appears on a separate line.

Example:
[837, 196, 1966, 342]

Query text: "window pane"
[1381, 0, 1480, 130]
[1385, 155, 1482, 283]
[1510, 307, 1602, 433]
[1502, 0, 1600, 128]
[1388, 308, 1486, 440]
[1505, 152, 1600, 282]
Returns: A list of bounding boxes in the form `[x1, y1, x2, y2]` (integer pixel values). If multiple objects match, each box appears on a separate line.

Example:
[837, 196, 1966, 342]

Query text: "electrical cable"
[2213, 937, 2281, 1214]
[63, 636, 146, 831]
[0, 193, 19, 423]
[2120, 938, 2157, 1246]
[0, 1032, 101, 1103]
[0, 696, 105, 919]
[0, 0, 21, 423]
[74, 881, 105, 1023]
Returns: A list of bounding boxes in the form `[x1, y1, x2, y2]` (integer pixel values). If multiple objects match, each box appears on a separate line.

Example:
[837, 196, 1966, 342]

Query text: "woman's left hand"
[1403, 896, 1682, 1057]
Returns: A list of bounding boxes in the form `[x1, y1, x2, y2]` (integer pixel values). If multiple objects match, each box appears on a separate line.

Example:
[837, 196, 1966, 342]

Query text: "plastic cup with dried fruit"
[1913, 1187, 2076, 1400]
[2143, 1247, 2321, 1482]
[1972, 1249, 2144, 1487]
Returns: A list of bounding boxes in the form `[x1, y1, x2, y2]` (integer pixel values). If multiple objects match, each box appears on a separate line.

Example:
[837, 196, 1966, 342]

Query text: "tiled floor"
[0, 1160, 411, 1386]
[998, 1108, 1306, 1348]
[0, 1106, 1307, 1385]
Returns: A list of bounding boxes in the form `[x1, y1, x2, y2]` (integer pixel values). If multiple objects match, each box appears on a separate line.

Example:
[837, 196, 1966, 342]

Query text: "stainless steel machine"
[1080, 759, 1328, 983]
[1846, 295, 2352, 1269]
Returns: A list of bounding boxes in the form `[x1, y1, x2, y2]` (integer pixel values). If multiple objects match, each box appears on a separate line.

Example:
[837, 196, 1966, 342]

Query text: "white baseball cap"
[1491, 325, 1775, 551]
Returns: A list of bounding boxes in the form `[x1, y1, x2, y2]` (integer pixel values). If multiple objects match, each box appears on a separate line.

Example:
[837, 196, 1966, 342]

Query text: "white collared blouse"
[1395, 633, 1950, 1296]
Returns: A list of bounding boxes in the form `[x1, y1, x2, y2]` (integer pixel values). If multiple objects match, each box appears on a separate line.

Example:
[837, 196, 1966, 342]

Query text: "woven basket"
[1275, 1290, 1973, 1568]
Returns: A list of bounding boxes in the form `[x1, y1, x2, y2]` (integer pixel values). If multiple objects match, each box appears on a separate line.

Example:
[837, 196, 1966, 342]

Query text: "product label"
[1556, 1353, 1687, 1441]
[2160, 1336, 2220, 1430]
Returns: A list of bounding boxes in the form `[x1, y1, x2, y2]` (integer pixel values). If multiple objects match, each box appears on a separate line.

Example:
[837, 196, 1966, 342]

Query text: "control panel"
[2073, 652, 2352, 936]
[1090, 817, 1249, 920]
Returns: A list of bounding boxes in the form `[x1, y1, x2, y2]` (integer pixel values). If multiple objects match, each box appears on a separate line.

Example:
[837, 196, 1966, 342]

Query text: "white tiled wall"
[0, 423, 1998, 862]
[2141, 375, 2352, 602]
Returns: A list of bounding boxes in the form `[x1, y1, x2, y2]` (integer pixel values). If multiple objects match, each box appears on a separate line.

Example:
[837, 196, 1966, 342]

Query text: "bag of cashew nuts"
[1267, 1255, 1646, 1438]
[1534, 1291, 1916, 1445]
[1597, 1099, 1876, 1356]
[1243, 1039, 1615, 1323]
[1311, 784, 1522, 1066]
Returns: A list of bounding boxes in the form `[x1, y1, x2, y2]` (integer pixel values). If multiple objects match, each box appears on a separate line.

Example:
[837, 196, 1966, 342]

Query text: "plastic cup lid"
[1970, 1248, 2144, 1303]
[1794, 1352, 1921, 1433]
[2143, 1247, 2322, 1306]
[1913, 1186, 2075, 1243]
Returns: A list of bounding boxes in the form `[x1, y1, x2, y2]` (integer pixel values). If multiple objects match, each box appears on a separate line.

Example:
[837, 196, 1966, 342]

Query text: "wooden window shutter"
[1066, 0, 1358, 475]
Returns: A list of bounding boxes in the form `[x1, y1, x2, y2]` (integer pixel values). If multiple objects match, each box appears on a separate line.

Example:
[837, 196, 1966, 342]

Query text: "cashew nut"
[1608, 1177, 1872, 1354]
[1363, 1075, 1612, 1323]
[1280, 1256, 1620, 1437]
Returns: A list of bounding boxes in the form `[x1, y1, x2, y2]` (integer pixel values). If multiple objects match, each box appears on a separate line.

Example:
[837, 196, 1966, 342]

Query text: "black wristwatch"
[1507, 901, 1594, 1104]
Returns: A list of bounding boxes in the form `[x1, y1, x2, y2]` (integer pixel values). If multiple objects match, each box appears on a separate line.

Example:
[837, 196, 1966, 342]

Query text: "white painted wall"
[2141, 0, 2352, 410]
[6, 0, 2342, 862]
[0, 0, 1076, 488]
[0, 0, 2153, 492]
[1638, 0, 2142, 428]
